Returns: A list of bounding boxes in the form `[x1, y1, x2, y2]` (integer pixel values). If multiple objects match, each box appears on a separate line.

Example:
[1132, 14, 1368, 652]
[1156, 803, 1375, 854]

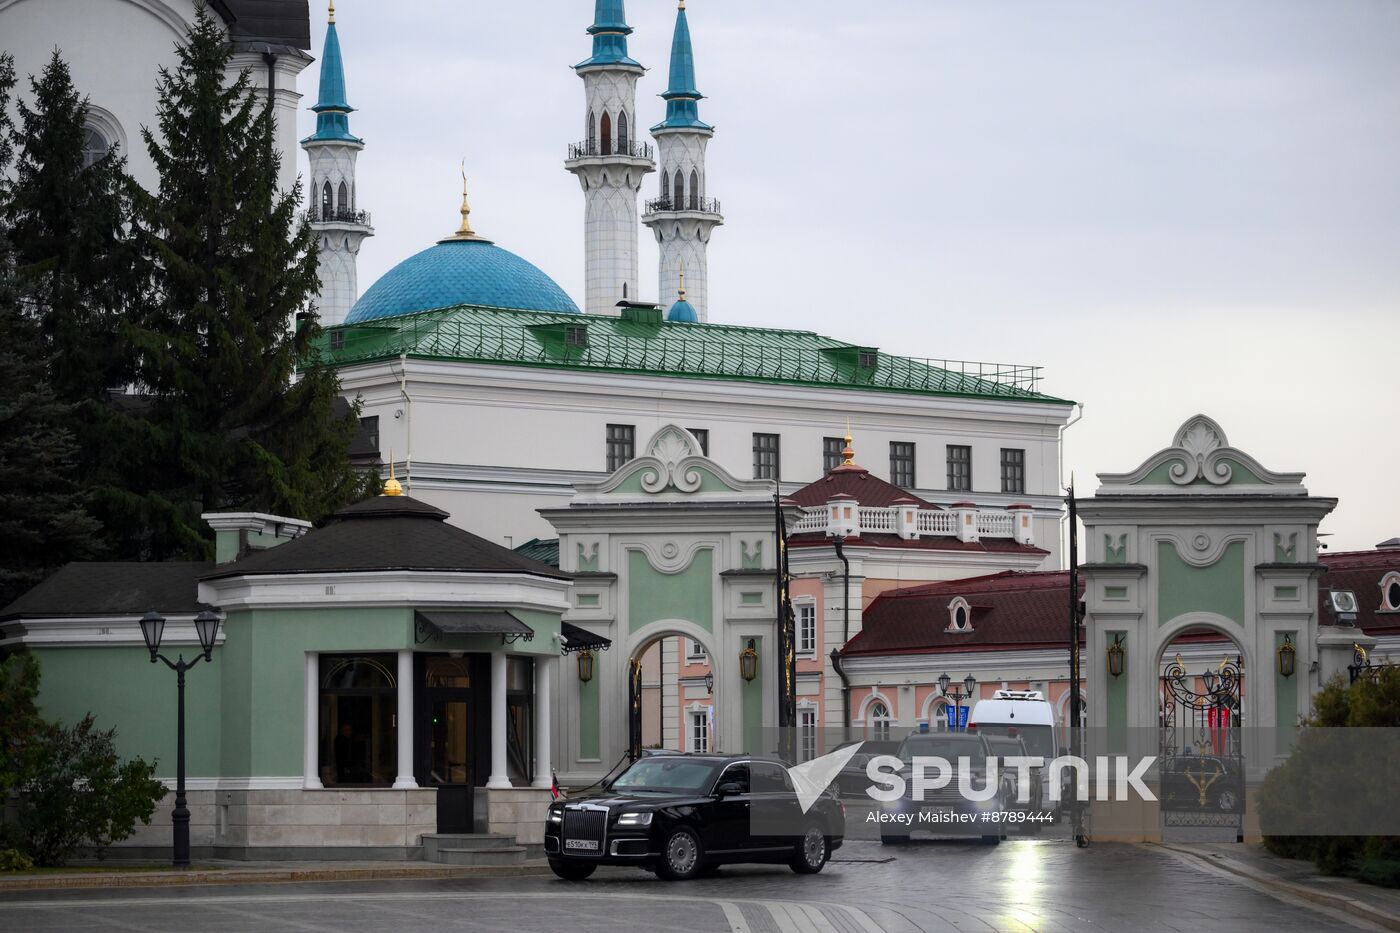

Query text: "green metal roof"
[316, 305, 1070, 404]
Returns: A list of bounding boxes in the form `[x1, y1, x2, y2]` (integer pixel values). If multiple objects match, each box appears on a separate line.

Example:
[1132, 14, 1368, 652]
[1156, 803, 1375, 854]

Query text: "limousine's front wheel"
[548, 858, 596, 881]
[656, 827, 705, 881]
[790, 826, 829, 874]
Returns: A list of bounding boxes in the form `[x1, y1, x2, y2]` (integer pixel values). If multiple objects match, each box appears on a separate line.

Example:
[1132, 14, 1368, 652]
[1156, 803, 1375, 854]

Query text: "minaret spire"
[301, 2, 373, 326]
[566, 1, 654, 316]
[643, 1, 722, 322]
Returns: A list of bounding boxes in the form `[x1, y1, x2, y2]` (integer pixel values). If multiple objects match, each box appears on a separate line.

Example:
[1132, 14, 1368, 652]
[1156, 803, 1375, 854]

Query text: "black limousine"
[545, 754, 845, 881]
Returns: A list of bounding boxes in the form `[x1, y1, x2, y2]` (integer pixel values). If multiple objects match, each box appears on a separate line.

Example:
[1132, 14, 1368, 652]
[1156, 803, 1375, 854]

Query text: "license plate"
[565, 839, 598, 851]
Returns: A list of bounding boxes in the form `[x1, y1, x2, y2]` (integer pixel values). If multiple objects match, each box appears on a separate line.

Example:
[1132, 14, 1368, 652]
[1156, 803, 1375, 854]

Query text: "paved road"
[0, 839, 1379, 932]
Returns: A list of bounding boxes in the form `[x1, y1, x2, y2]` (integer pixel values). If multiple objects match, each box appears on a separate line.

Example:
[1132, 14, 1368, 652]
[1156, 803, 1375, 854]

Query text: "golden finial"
[456, 160, 475, 237]
[841, 417, 855, 466]
[679, 0, 686, 9]
[382, 454, 403, 497]
[328, 0, 336, 24]
[678, 263, 686, 300]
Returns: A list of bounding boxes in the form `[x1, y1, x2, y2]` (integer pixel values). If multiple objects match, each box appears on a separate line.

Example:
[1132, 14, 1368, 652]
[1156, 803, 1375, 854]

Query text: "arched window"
[320, 180, 333, 219]
[587, 110, 596, 152]
[927, 697, 951, 731]
[337, 181, 349, 214]
[80, 124, 110, 169]
[600, 112, 612, 156]
[617, 110, 629, 151]
[868, 702, 891, 742]
[660, 170, 669, 202]
[672, 170, 684, 208]
[689, 169, 700, 210]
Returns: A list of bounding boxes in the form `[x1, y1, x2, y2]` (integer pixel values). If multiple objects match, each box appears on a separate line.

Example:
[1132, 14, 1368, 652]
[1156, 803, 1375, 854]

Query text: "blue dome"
[666, 298, 698, 323]
[346, 239, 579, 323]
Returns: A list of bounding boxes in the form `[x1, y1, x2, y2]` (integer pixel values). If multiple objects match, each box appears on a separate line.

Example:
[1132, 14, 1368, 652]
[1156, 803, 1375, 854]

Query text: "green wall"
[34, 646, 224, 779]
[1157, 540, 1245, 626]
[627, 549, 713, 634]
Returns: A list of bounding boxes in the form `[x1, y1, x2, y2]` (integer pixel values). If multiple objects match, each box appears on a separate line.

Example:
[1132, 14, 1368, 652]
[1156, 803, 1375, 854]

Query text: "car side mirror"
[716, 781, 744, 797]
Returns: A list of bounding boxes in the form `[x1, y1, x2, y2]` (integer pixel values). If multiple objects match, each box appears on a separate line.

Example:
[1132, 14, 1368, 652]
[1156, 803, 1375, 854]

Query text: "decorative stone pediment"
[1096, 414, 1307, 496]
[572, 425, 775, 503]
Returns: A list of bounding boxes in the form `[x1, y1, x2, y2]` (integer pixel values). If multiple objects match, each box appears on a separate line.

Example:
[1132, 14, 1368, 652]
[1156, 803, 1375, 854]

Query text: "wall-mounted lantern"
[739, 639, 758, 682]
[1107, 634, 1126, 678]
[1277, 634, 1296, 678]
[704, 671, 715, 693]
[577, 648, 595, 683]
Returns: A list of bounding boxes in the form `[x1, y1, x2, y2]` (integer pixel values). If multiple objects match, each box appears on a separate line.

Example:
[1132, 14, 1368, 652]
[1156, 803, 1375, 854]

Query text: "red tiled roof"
[1320, 549, 1400, 635]
[844, 570, 1084, 656]
[790, 532, 1047, 555]
[787, 463, 937, 509]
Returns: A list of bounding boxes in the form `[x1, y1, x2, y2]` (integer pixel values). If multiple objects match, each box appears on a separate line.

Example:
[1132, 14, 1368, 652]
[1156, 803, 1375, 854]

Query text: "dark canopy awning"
[560, 621, 611, 653]
[415, 610, 534, 644]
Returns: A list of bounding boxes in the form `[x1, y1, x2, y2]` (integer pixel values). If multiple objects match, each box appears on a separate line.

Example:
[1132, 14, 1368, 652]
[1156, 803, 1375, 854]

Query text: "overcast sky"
[295, 0, 1399, 553]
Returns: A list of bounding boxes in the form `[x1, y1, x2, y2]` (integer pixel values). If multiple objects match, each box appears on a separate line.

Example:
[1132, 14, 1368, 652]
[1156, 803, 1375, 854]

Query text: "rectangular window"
[797, 602, 816, 653]
[799, 708, 817, 763]
[822, 437, 844, 474]
[689, 711, 710, 753]
[753, 433, 780, 480]
[318, 654, 398, 787]
[1001, 448, 1026, 494]
[947, 445, 971, 492]
[686, 428, 709, 456]
[606, 424, 635, 472]
[890, 441, 915, 488]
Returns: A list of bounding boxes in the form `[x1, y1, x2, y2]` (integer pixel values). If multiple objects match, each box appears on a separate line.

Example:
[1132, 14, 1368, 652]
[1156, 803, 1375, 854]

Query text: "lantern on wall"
[739, 639, 758, 682]
[1107, 634, 1125, 678]
[1277, 634, 1296, 678]
[577, 648, 595, 683]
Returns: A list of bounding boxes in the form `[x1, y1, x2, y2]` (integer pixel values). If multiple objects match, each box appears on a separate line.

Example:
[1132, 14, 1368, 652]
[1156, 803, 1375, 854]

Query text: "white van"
[967, 690, 1059, 760]
[968, 690, 1062, 816]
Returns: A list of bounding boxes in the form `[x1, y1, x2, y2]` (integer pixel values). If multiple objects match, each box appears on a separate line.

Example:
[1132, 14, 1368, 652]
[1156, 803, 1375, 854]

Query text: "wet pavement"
[0, 839, 1382, 932]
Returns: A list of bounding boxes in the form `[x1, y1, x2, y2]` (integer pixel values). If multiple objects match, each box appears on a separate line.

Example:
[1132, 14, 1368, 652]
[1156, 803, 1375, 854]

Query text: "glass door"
[429, 700, 471, 786]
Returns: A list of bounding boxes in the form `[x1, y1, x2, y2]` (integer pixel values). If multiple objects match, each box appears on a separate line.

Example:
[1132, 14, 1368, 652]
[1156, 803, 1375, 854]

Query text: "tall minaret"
[565, 0, 655, 316]
[301, 0, 373, 328]
[642, 1, 722, 324]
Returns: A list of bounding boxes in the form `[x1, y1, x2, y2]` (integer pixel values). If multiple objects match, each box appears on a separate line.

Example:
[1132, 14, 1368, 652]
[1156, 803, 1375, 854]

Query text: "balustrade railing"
[792, 504, 1028, 544]
[976, 512, 1015, 537]
[567, 139, 654, 160]
[917, 510, 957, 535]
[858, 507, 897, 532]
[306, 208, 372, 226]
[643, 196, 722, 215]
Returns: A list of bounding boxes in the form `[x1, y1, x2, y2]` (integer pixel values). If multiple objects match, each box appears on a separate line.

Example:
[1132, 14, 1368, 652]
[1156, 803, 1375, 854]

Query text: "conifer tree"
[128, 6, 369, 559]
[0, 53, 101, 607]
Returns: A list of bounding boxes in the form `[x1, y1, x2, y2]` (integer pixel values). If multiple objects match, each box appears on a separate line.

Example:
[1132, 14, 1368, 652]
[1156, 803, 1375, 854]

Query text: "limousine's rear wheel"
[790, 826, 829, 874]
[656, 827, 704, 881]
[548, 858, 596, 881]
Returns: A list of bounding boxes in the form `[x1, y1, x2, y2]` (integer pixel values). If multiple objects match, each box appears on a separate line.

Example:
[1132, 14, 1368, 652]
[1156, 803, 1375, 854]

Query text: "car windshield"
[897, 735, 986, 768]
[974, 724, 1055, 758]
[610, 758, 721, 794]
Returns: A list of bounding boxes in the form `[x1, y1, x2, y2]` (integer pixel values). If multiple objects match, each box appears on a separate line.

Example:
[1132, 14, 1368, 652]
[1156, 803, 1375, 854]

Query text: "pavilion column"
[532, 657, 553, 789]
[304, 653, 323, 789]
[487, 651, 512, 788]
[392, 650, 417, 789]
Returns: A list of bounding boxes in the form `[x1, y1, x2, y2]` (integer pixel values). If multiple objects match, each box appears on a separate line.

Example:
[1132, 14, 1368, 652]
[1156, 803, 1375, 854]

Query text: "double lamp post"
[138, 609, 222, 869]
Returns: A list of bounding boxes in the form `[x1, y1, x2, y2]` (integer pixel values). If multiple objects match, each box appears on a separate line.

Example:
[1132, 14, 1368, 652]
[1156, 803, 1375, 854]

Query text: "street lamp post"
[139, 609, 221, 869]
[938, 672, 978, 730]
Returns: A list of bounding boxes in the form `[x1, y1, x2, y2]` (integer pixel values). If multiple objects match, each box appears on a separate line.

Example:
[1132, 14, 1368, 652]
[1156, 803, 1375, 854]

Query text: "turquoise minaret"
[301, 0, 373, 327]
[643, 1, 722, 323]
[566, 0, 655, 316]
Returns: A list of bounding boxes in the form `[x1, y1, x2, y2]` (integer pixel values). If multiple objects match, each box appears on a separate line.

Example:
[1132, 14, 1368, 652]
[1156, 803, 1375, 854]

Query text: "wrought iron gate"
[1159, 654, 1244, 836]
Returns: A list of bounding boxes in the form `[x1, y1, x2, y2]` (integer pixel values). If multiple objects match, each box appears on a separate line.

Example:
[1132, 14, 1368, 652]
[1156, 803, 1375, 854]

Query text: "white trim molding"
[0, 615, 226, 650]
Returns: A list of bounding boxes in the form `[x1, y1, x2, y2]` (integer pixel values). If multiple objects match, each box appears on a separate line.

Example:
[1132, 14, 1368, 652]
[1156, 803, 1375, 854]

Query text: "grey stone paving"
[0, 839, 1377, 932]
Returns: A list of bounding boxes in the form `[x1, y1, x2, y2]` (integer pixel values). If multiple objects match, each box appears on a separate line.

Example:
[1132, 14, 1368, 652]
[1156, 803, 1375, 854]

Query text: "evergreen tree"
[0, 53, 101, 607]
[127, 6, 369, 559]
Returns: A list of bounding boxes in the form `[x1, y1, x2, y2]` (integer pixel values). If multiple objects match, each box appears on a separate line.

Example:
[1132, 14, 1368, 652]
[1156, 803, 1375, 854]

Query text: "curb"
[1151, 844, 1400, 932]
[0, 862, 553, 892]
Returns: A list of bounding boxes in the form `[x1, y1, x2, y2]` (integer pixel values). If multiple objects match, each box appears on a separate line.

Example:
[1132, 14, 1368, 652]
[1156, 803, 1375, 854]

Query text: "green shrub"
[0, 848, 35, 872]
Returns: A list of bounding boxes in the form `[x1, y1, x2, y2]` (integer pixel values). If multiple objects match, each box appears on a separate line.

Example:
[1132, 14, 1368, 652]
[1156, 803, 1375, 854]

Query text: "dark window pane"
[890, 441, 915, 488]
[318, 653, 398, 787]
[1001, 448, 1025, 494]
[947, 445, 971, 492]
[753, 433, 780, 480]
[687, 428, 709, 456]
[822, 437, 843, 474]
[607, 424, 635, 472]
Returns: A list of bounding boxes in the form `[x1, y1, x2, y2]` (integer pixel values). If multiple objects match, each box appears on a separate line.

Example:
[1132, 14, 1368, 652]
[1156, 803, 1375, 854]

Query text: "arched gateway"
[1078, 415, 1340, 841]
[542, 426, 798, 784]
